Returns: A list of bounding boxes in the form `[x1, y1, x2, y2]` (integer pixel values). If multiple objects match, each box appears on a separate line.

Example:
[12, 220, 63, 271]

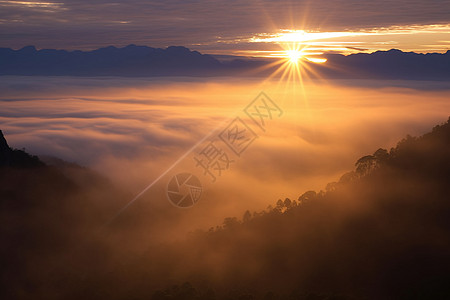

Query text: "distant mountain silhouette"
[0, 45, 224, 76]
[1, 45, 449, 79]
[321, 49, 450, 80]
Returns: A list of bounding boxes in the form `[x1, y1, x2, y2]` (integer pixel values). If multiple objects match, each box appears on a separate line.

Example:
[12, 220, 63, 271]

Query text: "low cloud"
[1, 76, 449, 234]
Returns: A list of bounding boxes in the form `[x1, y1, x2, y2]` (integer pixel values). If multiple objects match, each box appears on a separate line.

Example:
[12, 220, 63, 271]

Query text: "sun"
[286, 49, 303, 64]
[250, 40, 328, 91]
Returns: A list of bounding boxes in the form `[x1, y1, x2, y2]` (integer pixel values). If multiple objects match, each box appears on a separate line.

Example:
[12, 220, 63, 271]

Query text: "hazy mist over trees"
[1, 118, 450, 299]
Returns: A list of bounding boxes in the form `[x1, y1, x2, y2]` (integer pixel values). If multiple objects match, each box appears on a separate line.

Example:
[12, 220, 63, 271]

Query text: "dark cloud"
[0, 0, 449, 49]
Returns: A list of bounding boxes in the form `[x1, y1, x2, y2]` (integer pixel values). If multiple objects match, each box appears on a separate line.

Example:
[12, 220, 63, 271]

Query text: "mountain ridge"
[1, 45, 449, 79]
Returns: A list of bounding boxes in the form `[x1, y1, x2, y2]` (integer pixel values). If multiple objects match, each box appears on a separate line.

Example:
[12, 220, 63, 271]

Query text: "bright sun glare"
[286, 49, 303, 64]
[257, 40, 328, 91]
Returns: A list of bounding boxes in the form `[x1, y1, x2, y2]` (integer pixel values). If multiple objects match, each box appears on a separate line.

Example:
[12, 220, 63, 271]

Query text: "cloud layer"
[1, 76, 449, 232]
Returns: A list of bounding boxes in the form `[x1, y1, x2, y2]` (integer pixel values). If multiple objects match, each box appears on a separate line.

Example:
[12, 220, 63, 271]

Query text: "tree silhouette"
[298, 191, 317, 204]
[243, 210, 252, 223]
[284, 198, 292, 209]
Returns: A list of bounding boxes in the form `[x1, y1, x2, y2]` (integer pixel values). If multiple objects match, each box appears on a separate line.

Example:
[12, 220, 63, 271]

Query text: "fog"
[2, 75, 450, 299]
[1, 76, 449, 235]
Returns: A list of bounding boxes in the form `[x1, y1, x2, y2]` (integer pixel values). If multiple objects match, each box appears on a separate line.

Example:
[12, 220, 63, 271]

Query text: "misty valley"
[1, 76, 450, 299]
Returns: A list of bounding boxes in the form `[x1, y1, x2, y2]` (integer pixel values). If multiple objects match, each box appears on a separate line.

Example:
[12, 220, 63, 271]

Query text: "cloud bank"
[1, 76, 449, 232]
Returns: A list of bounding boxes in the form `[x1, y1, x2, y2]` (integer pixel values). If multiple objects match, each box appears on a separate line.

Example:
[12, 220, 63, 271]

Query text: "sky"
[0, 0, 449, 55]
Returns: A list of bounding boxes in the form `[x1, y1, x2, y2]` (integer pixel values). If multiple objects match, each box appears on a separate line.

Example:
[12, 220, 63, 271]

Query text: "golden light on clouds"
[250, 30, 373, 43]
[0, 0, 63, 8]
[305, 57, 327, 63]
[233, 24, 450, 57]
[1, 76, 449, 225]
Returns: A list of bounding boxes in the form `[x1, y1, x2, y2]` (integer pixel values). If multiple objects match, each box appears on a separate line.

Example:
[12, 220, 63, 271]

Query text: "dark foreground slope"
[0, 130, 129, 299]
[1, 118, 450, 300]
